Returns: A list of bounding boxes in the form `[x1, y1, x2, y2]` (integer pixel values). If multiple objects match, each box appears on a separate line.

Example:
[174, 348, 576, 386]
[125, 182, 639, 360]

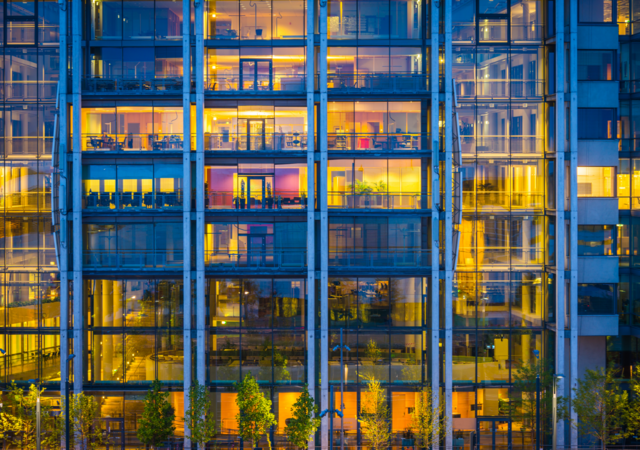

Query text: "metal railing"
[82, 76, 185, 93]
[323, 72, 429, 92]
[83, 191, 183, 211]
[327, 192, 428, 210]
[204, 132, 307, 151]
[328, 250, 431, 268]
[204, 74, 306, 93]
[463, 192, 545, 211]
[204, 191, 308, 210]
[327, 133, 430, 151]
[204, 250, 306, 269]
[82, 134, 185, 152]
[83, 250, 184, 269]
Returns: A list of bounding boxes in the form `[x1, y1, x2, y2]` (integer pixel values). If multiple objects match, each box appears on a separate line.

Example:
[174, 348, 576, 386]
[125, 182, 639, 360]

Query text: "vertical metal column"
[554, 0, 566, 447]
[429, 0, 440, 424]
[568, 0, 579, 447]
[443, 1, 453, 448]
[58, 2, 69, 447]
[306, 0, 316, 442]
[71, 0, 83, 397]
[319, 0, 329, 448]
[195, 0, 206, 388]
[182, 0, 192, 447]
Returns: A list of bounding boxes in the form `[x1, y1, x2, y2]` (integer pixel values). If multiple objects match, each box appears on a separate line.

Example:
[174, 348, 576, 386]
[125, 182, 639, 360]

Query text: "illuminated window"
[577, 167, 614, 197]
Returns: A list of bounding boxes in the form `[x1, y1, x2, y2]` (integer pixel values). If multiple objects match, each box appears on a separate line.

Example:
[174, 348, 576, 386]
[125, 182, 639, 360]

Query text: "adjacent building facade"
[0, 0, 635, 448]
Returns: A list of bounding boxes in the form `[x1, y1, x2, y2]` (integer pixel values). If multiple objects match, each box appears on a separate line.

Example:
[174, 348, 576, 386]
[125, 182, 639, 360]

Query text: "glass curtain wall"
[451, 1, 546, 447]
[0, 0, 60, 402]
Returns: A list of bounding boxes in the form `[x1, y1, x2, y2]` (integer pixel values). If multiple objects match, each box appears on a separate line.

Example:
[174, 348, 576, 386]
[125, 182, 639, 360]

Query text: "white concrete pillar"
[443, 2, 453, 449]
[71, 0, 83, 398]
[319, 1, 329, 448]
[555, 0, 567, 446]
[182, 0, 193, 447]
[429, 0, 441, 428]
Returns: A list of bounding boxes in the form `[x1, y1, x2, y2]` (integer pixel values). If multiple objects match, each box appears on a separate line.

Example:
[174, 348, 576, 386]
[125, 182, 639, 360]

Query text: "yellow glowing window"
[577, 167, 614, 197]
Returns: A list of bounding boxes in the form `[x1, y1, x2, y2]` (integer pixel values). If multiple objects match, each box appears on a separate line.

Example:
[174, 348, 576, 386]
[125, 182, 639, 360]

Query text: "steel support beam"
[182, 0, 193, 447]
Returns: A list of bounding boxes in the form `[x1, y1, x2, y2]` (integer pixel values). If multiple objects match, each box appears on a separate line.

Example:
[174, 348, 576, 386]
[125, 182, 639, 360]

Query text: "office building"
[0, 0, 635, 447]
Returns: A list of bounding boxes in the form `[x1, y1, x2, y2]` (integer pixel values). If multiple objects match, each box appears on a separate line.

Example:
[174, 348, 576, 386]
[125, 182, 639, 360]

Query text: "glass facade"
[2, 0, 623, 448]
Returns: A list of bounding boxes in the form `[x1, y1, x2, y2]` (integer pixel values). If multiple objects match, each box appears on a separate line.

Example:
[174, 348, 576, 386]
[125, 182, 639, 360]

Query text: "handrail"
[83, 250, 184, 269]
[51, 80, 61, 271]
[323, 72, 430, 92]
[82, 133, 184, 152]
[204, 191, 308, 210]
[327, 133, 431, 151]
[204, 132, 307, 152]
[452, 78, 462, 272]
[204, 250, 307, 269]
[83, 191, 183, 211]
[328, 250, 431, 268]
[327, 192, 429, 210]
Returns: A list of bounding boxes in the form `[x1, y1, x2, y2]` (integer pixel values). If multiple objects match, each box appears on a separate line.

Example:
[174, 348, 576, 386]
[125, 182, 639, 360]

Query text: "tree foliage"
[571, 367, 631, 450]
[137, 380, 176, 449]
[67, 392, 107, 450]
[235, 373, 277, 450]
[184, 380, 217, 450]
[284, 385, 320, 450]
[509, 358, 568, 443]
[409, 386, 448, 449]
[0, 382, 60, 450]
[358, 375, 391, 450]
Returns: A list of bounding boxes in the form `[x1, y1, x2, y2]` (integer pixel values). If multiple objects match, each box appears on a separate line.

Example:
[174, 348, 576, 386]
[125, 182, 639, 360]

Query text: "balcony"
[205, 132, 307, 152]
[83, 250, 184, 270]
[328, 250, 431, 268]
[205, 75, 306, 94]
[204, 250, 306, 270]
[327, 133, 430, 151]
[463, 192, 545, 212]
[205, 191, 308, 210]
[328, 192, 428, 210]
[82, 77, 185, 94]
[82, 134, 185, 152]
[83, 191, 183, 211]
[324, 73, 429, 93]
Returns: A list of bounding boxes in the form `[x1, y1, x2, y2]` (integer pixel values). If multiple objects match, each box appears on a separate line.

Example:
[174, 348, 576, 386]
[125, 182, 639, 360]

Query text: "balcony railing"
[82, 76, 185, 93]
[327, 192, 428, 210]
[82, 134, 185, 152]
[83, 191, 183, 211]
[83, 250, 184, 269]
[467, 136, 543, 155]
[205, 75, 306, 93]
[205, 132, 307, 152]
[328, 250, 431, 268]
[463, 192, 544, 211]
[328, 133, 430, 151]
[456, 80, 544, 98]
[324, 73, 429, 93]
[205, 191, 308, 210]
[204, 251, 306, 270]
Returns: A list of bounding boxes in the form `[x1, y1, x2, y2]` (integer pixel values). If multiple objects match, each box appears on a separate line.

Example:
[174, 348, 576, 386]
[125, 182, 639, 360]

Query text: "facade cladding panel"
[0, 0, 634, 448]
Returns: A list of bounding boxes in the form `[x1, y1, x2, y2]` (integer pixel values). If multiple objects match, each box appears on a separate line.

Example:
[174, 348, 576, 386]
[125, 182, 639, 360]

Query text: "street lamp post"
[65, 354, 76, 450]
[552, 374, 564, 450]
[320, 385, 343, 450]
[28, 378, 41, 450]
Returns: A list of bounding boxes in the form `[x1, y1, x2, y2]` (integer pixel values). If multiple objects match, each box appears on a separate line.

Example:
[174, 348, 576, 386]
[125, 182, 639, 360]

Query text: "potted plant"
[266, 182, 273, 209]
[372, 180, 387, 207]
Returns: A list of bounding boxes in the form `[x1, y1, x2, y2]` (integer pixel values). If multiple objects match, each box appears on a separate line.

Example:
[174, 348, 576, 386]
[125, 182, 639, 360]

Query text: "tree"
[68, 392, 107, 450]
[0, 382, 60, 450]
[184, 380, 217, 450]
[137, 380, 176, 449]
[571, 367, 631, 450]
[235, 373, 277, 450]
[627, 365, 640, 438]
[509, 358, 568, 447]
[358, 375, 391, 450]
[284, 385, 320, 450]
[409, 386, 448, 449]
